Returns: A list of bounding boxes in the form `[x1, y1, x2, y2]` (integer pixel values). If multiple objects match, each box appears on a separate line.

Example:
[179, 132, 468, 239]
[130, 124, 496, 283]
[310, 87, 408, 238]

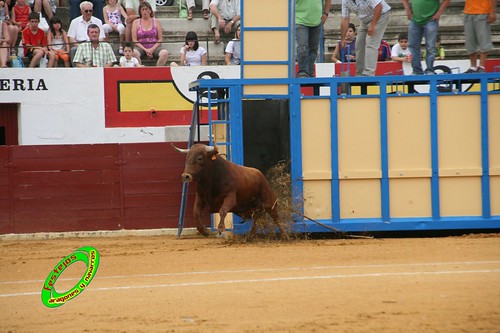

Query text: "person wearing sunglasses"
[67, 1, 106, 66]
[69, 0, 104, 22]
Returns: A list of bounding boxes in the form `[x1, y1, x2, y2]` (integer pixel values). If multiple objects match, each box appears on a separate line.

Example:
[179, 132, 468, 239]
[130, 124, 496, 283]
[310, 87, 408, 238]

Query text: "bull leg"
[218, 194, 237, 235]
[268, 206, 288, 240]
[194, 197, 209, 237]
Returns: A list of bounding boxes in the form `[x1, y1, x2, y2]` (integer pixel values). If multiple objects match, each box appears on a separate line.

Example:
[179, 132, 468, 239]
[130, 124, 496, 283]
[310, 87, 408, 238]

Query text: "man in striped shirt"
[341, 0, 391, 76]
[73, 24, 116, 67]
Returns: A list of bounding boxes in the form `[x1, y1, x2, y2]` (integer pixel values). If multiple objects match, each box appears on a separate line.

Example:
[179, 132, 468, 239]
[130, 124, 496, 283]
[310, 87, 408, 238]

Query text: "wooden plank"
[123, 216, 177, 229]
[13, 195, 121, 211]
[14, 208, 121, 220]
[11, 144, 119, 159]
[14, 217, 122, 233]
[13, 170, 120, 185]
[123, 193, 188, 208]
[123, 181, 183, 195]
[12, 156, 119, 172]
[12, 183, 120, 198]
[122, 168, 183, 182]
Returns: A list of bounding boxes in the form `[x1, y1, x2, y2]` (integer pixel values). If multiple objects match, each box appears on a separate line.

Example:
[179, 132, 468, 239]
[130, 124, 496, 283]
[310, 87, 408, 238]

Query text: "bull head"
[172, 143, 219, 183]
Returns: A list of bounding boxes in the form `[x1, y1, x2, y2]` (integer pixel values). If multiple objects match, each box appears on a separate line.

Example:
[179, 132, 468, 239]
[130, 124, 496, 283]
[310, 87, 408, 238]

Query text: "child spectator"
[22, 11, 55, 67]
[47, 15, 70, 67]
[103, 0, 126, 54]
[119, 42, 140, 67]
[391, 32, 412, 63]
[1, 0, 17, 55]
[225, 25, 240, 65]
[331, 22, 356, 63]
[422, 34, 445, 61]
[1, 17, 9, 67]
[378, 39, 392, 61]
[171, 31, 206, 66]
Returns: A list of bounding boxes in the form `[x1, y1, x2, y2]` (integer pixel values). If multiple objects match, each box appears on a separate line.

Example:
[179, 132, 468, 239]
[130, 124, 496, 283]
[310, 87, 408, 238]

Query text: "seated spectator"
[331, 22, 356, 63]
[183, 0, 209, 20]
[70, 0, 103, 22]
[31, 0, 56, 21]
[170, 31, 206, 66]
[391, 32, 411, 63]
[131, 2, 168, 66]
[67, 1, 105, 66]
[209, 0, 240, 44]
[102, 0, 127, 54]
[1, 0, 19, 55]
[0, 18, 9, 67]
[225, 25, 240, 65]
[119, 42, 140, 67]
[47, 15, 70, 67]
[10, 0, 30, 52]
[378, 39, 391, 61]
[124, 0, 156, 42]
[73, 23, 116, 67]
[22, 11, 55, 67]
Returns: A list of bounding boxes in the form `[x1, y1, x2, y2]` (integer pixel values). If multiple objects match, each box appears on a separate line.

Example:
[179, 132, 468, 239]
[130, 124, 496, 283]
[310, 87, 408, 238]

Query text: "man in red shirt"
[22, 11, 55, 67]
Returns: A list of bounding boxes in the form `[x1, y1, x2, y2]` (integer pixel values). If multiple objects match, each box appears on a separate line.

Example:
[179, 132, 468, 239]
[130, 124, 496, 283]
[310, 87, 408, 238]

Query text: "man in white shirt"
[67, 1, 106, 66]
[341, 0, 391, 76]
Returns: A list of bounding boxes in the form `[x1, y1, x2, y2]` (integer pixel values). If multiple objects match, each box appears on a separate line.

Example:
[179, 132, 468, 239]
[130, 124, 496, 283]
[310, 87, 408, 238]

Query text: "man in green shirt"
[402, 0, 450, 75]
[74, 24, 117, 67]
[295, 0, 332, 78]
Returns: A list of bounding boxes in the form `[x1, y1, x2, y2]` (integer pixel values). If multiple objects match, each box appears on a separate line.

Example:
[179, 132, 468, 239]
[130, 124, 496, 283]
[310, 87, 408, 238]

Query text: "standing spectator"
[296, 0, 331, 78]
[70, 0, 103, 22]
[464, 0, 497, 73]
[73, 23, 116, 67]
[124, 0, 156, 43]
[47, 15, 70, 67]
[119, 42, 140, 67]
[209, 0, 240, 44]
[377, 39, 391, 61]
[331, 22, 356, 63]
[22, 11, 55, 67]
[170, 31, 206, 66]
[402, 0, 450, 75]
[131, 1, 168, 66]
[183, 0, 209, 20]
[103, 0, 127, 54]
[225, 24, 240, 65]
[0, 17, 10, 67]
[67, 1, 105, 65]
[391, 32, 412, 63]
[341, 0, 391, 76]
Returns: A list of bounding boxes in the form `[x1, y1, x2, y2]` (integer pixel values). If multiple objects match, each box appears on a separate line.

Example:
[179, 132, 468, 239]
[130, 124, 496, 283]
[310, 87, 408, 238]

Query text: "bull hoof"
[217, 231, 225, 238]
[197, 226, 210, 237]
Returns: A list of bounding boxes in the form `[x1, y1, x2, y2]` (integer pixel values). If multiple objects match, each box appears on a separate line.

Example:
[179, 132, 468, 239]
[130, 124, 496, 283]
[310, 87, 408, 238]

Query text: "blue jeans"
[296, 24, 321, 77]
[408, 19, 439, 74]
[70, 0, 104, 22]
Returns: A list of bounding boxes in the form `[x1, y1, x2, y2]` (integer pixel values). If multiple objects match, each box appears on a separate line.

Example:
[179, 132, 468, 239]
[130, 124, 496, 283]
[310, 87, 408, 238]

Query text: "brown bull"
[173, 143, 287, 238]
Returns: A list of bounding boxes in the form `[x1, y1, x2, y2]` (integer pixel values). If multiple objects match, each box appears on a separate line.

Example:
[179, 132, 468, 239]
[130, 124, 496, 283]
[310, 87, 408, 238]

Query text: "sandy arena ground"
[1, 232, 499, 333]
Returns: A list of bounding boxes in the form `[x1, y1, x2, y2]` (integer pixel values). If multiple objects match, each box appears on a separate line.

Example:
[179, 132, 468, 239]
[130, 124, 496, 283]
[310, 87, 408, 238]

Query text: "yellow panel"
[212, 123, 227, 155]
[243, 85, 289, 95]
[387, 96, 431, 177]
[440, 177, 482, 216]
[338, 98, 381, 179]
[119, 82, 192, 111]
[438, 95, 481, 173]
[389, 178, 431, 217]
[301, 99, 331, 178]
[340, 179, 381, 218]
[244, 31, 289, 61]
[304, 180, 332, 219]
[489, 95, 500, 175]
[244, 0, 288, 27]
[213, 213, 233, 230]
[491, 176, 500, 216]
[243, 64, 288, 79]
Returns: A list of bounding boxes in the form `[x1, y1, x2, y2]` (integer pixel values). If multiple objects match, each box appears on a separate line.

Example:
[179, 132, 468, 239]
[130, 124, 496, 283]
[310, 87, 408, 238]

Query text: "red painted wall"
[0, 143, 202, 234]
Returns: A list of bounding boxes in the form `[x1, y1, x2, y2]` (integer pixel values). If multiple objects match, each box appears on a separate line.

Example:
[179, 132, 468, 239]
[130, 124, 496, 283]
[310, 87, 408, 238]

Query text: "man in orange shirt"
[22, 11, 55, 67]
[464, 0, 497, 73]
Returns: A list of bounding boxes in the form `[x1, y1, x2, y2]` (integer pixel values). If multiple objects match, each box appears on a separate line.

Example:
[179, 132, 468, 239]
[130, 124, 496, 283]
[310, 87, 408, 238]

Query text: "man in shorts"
[464, 0, 497, 73]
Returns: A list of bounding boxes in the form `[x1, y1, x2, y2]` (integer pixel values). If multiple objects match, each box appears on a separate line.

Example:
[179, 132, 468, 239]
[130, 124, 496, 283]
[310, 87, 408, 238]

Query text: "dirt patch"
[1, 233, 500, 332]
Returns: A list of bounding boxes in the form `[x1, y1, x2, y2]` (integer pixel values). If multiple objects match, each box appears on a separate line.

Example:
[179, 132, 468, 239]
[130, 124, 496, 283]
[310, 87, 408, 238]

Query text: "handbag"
[39, 12, 50, 32]
[10, 55, 24, 68]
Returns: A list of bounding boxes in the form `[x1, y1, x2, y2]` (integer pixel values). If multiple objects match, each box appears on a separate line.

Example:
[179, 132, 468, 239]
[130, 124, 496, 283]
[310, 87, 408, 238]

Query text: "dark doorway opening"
[242, 100, 290, 176]
[0, 104, 19, 145]
[0, 127, 5, 145]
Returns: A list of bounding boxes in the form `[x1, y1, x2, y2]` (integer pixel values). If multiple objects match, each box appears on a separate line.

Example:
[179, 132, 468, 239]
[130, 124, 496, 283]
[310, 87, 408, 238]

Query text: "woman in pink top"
[131, 1, 168, 66]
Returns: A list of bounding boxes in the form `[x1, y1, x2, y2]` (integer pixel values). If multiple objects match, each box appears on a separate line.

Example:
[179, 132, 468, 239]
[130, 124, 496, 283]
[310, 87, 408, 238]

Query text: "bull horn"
[205, 145, 215, 152]
[171, 143, 189, 154]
